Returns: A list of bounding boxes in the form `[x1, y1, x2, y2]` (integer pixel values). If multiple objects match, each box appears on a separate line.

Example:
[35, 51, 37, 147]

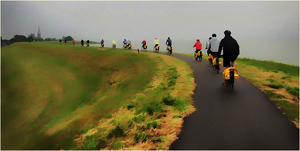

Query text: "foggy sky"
[1, 1, 299, 64]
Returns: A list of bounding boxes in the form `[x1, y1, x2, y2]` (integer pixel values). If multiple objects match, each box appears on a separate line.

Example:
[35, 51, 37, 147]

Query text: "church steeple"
[37, 26, 41, 39]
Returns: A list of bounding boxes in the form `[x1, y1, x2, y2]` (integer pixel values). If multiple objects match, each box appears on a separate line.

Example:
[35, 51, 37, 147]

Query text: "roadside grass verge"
[1, 42, 156, 149]
[235, 58, 299, 127]
[74, 51, 196, 150]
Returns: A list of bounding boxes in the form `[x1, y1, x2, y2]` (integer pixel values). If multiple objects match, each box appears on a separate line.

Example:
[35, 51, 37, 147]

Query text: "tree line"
[1, 34, 74, 47]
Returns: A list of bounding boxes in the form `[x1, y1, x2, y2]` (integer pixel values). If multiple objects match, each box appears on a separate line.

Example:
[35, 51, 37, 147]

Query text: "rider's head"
[196, 39, 200, 41]
[212, 34, 217, 37]
[155, 38, 157, 39]
[168, 37, 170, 39]
[224, 30, 231, 36]
[209, 37, 212, 40]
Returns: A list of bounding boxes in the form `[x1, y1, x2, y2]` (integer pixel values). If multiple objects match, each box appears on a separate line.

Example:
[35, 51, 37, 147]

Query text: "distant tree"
[27, 33, 35, 39]
[51, 38, 57, 41]
[62, 36, 65, 41]
[36, 38, 44, 41]
[64, 36, 73, 41]
[27, 37, 33, 42]
[14, 35, 27, 42]
[45, 38, 52, 41]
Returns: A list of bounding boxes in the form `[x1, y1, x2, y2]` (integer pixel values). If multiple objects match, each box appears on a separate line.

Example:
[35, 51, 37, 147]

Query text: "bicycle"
[101, 43, 104, 48]
[223, 63, 240, 92]
[154, 45, 160, 53]
[208, 54, 213, 66]
[127, 44, 132, 50]
[212, 57, 222, 74]
[166, 46, 173, 54]
[123, 44, 127, 49]
[194, 50, 203, 61]
[141, 45, 148, 51]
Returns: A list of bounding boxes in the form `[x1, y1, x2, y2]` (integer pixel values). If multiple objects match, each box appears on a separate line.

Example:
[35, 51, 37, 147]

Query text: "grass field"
[1, 42, 195, 149]
[175, 52, 299, 127]
[1, 42, 157, 149]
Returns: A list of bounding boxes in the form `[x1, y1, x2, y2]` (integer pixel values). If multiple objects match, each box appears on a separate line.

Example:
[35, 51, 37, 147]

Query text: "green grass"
[236, 57, 299, 77]
[286, 86, 299, 99]
[273, 100, 299, 122]
[1, 42, 156, 149]
[264, 89, 285, 99]
[266, 83, 284, 89]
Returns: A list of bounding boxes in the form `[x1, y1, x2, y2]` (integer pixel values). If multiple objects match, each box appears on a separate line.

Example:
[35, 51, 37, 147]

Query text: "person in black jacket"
[166, 37, 172, 47]
[64, 39, 67, 44]
[87, 40, 90, 46]
[59, 39, 62, 44]
[81, 39, 84, 46]
[218, 30, 240, 85]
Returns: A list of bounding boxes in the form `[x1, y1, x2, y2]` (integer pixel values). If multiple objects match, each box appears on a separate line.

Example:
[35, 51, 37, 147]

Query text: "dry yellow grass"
[74, 51, 196, 150]
[236, 62, 299, 128]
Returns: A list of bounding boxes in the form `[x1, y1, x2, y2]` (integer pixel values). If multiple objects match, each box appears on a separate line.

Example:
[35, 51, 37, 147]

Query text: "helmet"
[196, 39, 200, 41]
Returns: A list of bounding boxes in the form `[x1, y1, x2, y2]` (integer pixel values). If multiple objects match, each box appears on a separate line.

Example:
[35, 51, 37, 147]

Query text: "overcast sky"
[1, 1, 299, 64]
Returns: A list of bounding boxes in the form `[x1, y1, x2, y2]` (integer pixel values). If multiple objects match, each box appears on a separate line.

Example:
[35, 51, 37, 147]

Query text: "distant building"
[37, 26, 41, 39]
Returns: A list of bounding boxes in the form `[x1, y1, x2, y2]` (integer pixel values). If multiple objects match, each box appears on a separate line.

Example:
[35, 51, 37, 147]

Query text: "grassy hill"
[1, 42, 195, 149]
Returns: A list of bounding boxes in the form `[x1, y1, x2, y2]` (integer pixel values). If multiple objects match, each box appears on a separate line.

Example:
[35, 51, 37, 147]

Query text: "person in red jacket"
[193, 39, 202, 55]
[141, 40, 146, 48]
[72, 39, 75, 45]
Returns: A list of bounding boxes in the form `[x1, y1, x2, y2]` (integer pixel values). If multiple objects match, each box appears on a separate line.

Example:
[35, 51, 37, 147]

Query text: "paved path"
[164, 53, 299, 150]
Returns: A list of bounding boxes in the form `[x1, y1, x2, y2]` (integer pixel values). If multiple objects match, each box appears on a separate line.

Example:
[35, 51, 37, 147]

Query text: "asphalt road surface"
[165, 53, 299, 150]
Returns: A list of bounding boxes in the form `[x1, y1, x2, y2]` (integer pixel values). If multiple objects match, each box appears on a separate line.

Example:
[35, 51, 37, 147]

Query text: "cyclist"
[64, 39, 67, 44]
[127, 39, 131, 48]
[141, 39, 146, 49]
[81, 39, 84, 46]
[87, 40, 90, 46]
[209, 34, 220, 62]
[73, 39, 75, 45]
[59, 39, 62, 44]
[101, 39, 104, 45]
[113, 40, 116, 46]
[153, 38, 159, 51]
[218, 30, 240, 86]
[193, 38, 202, 56]
[205, 37, 212, 56]
[166, 37, 172, 47]
[123, 39, 127, 48]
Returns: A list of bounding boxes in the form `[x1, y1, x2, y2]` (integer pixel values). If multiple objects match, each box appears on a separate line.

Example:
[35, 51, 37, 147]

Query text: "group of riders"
[195, 30, 240, 86]
[98, 37, 173, 52]
[70, 30, 239, 86]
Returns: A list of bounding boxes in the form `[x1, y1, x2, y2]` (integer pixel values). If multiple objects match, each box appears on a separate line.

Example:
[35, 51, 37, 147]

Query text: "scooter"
[112, 44, 116, 48]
